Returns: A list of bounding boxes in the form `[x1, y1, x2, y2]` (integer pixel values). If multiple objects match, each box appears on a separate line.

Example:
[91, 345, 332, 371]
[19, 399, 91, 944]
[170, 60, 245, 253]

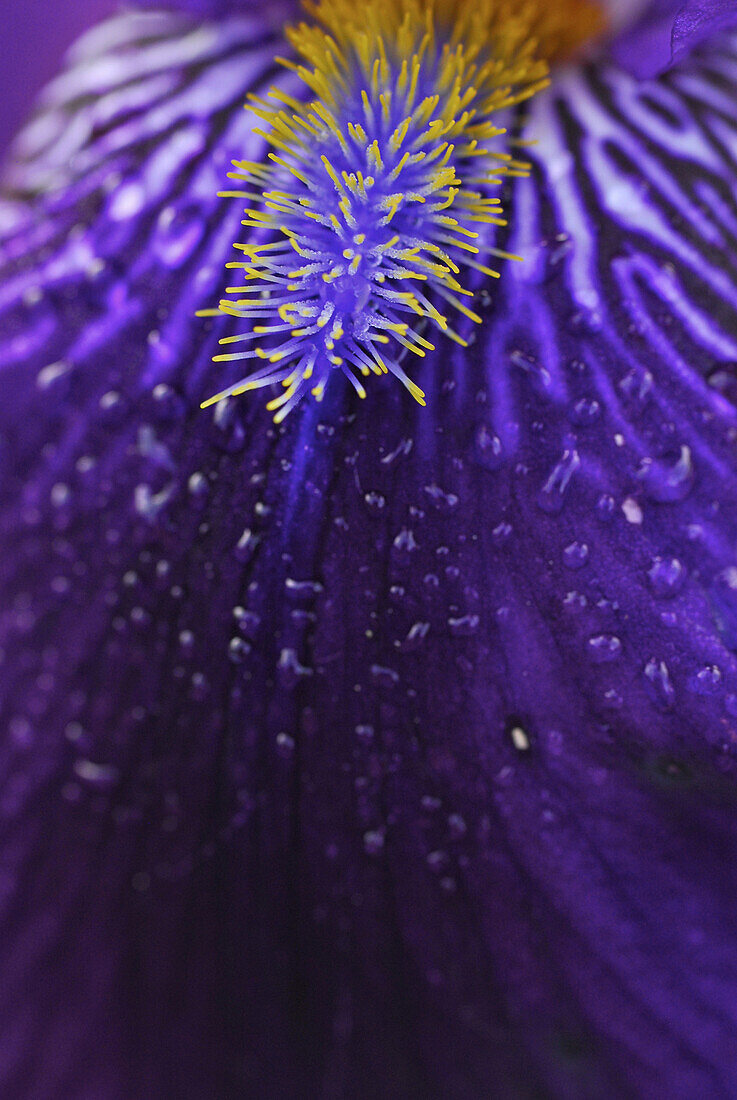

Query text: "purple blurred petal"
[130, 0, 285, 13]
[674, 0, 737, 59]
[3, 9, 737, 1098]
[0, 0, 120, 155]
[611, 0, 737, 76]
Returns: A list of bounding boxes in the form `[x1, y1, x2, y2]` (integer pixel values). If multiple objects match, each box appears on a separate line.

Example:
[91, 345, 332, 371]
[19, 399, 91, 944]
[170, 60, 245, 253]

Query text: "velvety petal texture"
[675, 0, 737, 56]
[3, 7, 737, 1100]
[611, 0, 737, 75]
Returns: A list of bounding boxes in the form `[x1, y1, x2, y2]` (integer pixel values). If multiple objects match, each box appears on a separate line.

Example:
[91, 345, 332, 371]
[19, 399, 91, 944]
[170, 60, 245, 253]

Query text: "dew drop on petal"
[448, 614, 480, 637]
[401, 622, 430, 652]
[644, 658, 676, 710]
[370, 665, 400, 689]
[622, 497, 644, 525]
[563, 541, 590, 569]
[509, 725, 531, 752]
[637, 445, 694, 503]
[537, 448, 581, 514]
[587, 635, 622, 663]
[473, 425, 505, 470]
[647, 556, 686, 598]
[73, 759, 120, 790]
[689, 665, 722, 696]
[363, 829, 385, 856]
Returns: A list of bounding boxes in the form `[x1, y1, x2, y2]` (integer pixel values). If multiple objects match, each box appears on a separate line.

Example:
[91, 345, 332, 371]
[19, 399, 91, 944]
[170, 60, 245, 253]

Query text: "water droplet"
[619, 369, 653, 402]
[689, 665, 722, 696]
[188, 471, 209, 502]
[364, 491, 386, 515]
[426, 849, 449, 873]
[637, 446, 693, 504]
[37, 359, 72, 391]
[276, 732, 295, 758]
[153, 203, 204, 268]
[228, 637, 251, 663]
[448, 614, 479, 637]
[563, 541, 590, 569]
[568, 397, 600, 426]
[567, 307, 603, 335]
[99, 390, 124, 423]
[393, 527, 418, 554]
[73, 759, 120, 789]
[65, 721, 85, 744]
[621, 497, 643, 525]
[211, 398, 246, 453]
[381, 437, 413, 466]
[134, 482, 175, 522]
[401, 621, 430, 651]
[538, 448, 580, 514]
[235, 528, 260, 563]
[424, 483, 459, 511]
[510, 348, 551, 392]
[596, 494, 615, 521]
[285, 577, 324, 599]
[563, 591, 587, 611]
[542, 233, 573, 280]
[509, 725, 530, 752]
[363, 829, 385, 856]
[708, 363, 737, 405]
[233, 607, 261, 636]
[278, 648, 313, 688]
[190, 671, 210, 700]
[473, 425, 504, 470]
[587, 635, 622, 663]
[370, 665, 399, 689]
[647, 556, 686, 598]
[151, 382, 186, 422]
[50, 482, 71, 509]
[644, 658, 675, 710]
[707, 569, 737, 651]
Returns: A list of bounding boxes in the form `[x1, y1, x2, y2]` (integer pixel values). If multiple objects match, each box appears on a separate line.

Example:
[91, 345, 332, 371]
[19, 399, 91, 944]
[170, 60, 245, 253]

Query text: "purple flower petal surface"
[674, 0, 737, 59]
[0, 0, 120, 154]
[130, 0, 291, 14]
[3, 9, 737, 1100]
[611, 0, 737, 76]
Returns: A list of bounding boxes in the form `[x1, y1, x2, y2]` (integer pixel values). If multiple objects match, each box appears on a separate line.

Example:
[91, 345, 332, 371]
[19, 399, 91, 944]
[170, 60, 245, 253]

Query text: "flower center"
[203, 0, 604, 421]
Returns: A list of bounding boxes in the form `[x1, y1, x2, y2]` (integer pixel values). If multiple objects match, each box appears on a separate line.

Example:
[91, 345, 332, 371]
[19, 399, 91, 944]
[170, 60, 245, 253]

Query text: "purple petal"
[674, 0, 737, 59]
[129, 0, 299, 16]
[3, 9, 737, 1098]
[0, 0, 120, 155]
[130, 0, 259, 13]
[611, 0, 737, 76]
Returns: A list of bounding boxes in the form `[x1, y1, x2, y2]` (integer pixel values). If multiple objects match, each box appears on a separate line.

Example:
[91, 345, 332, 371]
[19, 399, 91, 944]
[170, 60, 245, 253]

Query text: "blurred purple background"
[0, 0, 119, 156]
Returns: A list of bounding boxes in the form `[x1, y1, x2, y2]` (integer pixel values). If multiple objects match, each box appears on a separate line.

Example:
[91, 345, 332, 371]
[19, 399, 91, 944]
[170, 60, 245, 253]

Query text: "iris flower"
[2, 0, 737, 1095]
